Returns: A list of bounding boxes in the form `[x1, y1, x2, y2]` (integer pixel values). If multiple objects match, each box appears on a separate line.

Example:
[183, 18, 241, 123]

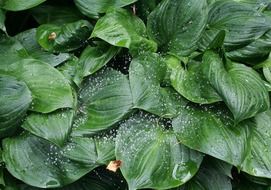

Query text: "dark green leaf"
[167, 55, 221, 104]
[0, 0, 46, 11]
[72, 68, 133, 136]
[0, 59, 74, 113]
[91, 8, 157, 56]
[147, 0, 208, 57]
[0, 75, 31, 138]
[173, 104, 271, 178]
[203, 51, 270, 123]
[16, 28, 71, 67]
[36, 20, 92, 53]
[116, 113, 203, 190]
[63, 136, 115, 165]
[2, 133, 91, 188]
[74, 43, 120, 85]
[21, 110, 74, 147]
[31, 5, 84, 25]
[207, 0, 271, 51]
[74, 0, 137, 19]
[129, 52, 188, 118]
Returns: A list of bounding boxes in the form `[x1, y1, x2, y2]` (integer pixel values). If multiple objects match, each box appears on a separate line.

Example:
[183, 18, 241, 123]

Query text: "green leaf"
[0, 36, 29, 67]
[129, 52, 188, 118]
[227, 30, 271, 65]
[0, 59, 73, 113]
[203, 51, 270, 123]
[30, 5, 84, 25]
[0, 9, 6, 32]
[0, 75, 31, 138]
[91, 8, 157, 56]
[21, 110, 74, 147]
[207, 0, 271, 51]
[116, 113, 203, 190]
[36, 20, 93, 53]
[74, 0, 137, 19]
[16, 28, 71, 67]
[173, 104, 271, 178]
[174, 160, 232, 190]
[136, 0, 161, 23]
[72, 68, 133, 136]
[147, 0, 208, 57]
[2, 133, 91, 188]
[63, 136, 115, 165]
[74, 42, 120, 85]
[166, 55, 221, 104]
[0, 0, 46, 11]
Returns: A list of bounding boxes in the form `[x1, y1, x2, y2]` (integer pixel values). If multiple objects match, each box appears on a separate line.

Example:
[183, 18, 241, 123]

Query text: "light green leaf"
[72, 68, 133, 136]
[207, 0, 271, 51]
[129, 52, 188, 118]
[74, 42, 120, 85]
[63, 136, 115, 165]
[203, 51, 270, 123]
[91, 8, 157, 56]
[166, 55, 221, 104]
[16, 28, 71, 67]
[0, 59, 73, 113]
[74, 0, 137, 19]
[0, 0, 46, 11]
[116, 113, 203, 190]
[36, 20, 92, 53]
[0, 75, 31, 138]
[2, 133, 91, 188]
[147, 0, 208, 57]
[173, 104, 271, 178]
[30, 5, 84, 25]
[21, 110, 74, 147]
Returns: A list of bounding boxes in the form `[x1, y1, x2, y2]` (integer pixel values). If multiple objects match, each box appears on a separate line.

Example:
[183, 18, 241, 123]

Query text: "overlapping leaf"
[91, 8, 157, 55]
[0, 59, 74, 113]
[116, 113, 203, 190]
[147, 0, 208, 57]
[0, 0, 45, 11]
[203, 51, 269, 122]
[36, 20, 93, 53]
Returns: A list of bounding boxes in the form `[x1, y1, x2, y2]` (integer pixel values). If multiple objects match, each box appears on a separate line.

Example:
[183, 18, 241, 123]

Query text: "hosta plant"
[1, 0, 271, 189]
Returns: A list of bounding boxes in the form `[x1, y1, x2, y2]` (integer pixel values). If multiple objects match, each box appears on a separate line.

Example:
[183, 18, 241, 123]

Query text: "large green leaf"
[74, 0, 137, 19]
[0, 0, 45, 11]
[147, 0, 208, 57]
[30, 5, 84, 25]
[74, 42, 120, 85]
[21, 110, 74, 147]
[167, 55, 221, 104]
[16, 29, 71, 67]
[0, 36, 29, 66]
[91, 8, 157, 56]
[203, 51, 270, 123]
[0, 75, 31, 138]
[2, 133, 91, 188]
[207, 0, 271, 51]
[36, 20, 92, 53]
[129, 52, 188, 118]
[63, 136, 115, 165]
[0, 59, 73, 113]
[72, 68, 133, 136]
[173, 104, 271, 178]
[116, 113, 203, 190]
